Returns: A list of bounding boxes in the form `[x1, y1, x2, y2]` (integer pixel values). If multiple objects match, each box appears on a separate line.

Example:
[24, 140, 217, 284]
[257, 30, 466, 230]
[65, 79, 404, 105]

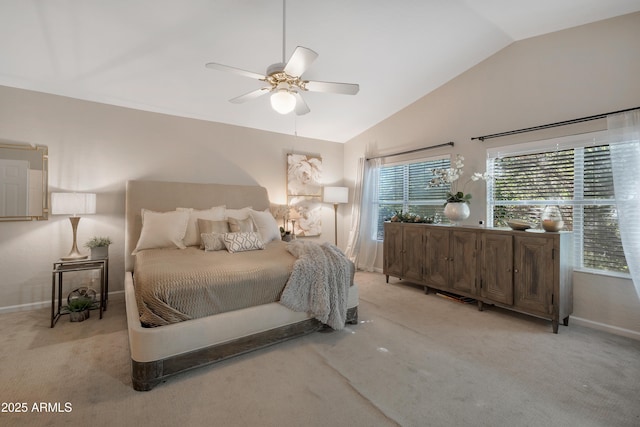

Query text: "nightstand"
[51, 257, 109, 328]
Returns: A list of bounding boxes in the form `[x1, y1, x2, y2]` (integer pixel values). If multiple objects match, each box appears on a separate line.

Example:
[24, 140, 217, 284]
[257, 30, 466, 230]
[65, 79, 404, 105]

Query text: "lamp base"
[60, 252, 88, 261]
[61, 216, 88, 261]
[333, 203, 338, 246]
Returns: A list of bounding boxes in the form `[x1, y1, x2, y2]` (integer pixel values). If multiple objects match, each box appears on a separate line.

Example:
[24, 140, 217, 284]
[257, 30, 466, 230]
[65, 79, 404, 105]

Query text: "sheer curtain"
[344, 157, 381, 271]
[608, 110, 640, 298]
[344, 158, 364, 264]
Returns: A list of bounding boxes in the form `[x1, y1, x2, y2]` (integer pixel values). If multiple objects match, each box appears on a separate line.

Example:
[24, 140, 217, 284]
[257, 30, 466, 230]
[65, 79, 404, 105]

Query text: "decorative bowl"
[507, 220, 533, 230]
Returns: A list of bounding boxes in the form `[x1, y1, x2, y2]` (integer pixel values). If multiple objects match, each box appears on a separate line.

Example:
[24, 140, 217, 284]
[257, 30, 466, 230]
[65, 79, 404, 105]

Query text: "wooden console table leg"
[552, 319, 559, 334]
[477, 300, 484, 312]
[385, 275, 389, 283]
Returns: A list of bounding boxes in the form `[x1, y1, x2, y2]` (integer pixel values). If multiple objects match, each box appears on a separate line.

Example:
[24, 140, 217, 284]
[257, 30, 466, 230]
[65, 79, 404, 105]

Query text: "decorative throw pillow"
[132, 209, 189, 254]
[228, 217, 255, 233]
[249, 209, 281, 243]
[177, 206, 226, 247]
[201, 232, 226, 252]
[223, 232, 265, 253]
[197, 219, 230, 248]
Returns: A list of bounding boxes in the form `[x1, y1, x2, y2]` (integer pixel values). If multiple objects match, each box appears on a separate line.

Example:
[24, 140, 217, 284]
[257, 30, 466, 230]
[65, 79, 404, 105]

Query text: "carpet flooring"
[1, 271, 639, 427]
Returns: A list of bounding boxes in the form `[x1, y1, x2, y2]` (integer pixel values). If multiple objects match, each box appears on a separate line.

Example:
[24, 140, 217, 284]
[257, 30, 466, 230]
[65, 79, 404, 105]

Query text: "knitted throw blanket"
[280, 240, 354, 330]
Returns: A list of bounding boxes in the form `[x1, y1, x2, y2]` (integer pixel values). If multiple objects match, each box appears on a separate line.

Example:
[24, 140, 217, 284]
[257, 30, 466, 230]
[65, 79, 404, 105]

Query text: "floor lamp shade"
[323, 187, 349, 205]
[51, 193, 96, 260]
[324, 187, 349, 246]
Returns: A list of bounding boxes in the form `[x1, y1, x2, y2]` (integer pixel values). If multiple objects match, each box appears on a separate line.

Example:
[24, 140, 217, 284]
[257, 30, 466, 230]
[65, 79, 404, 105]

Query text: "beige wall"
[344, 12, 640, 338]
[1, 12, 638, 339]
[0, 86, 344, 310]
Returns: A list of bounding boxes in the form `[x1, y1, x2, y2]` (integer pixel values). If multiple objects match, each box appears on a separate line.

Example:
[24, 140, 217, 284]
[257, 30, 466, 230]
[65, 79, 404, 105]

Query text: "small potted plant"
[280, 227, 293, 242]
[67, 296, 93, 322]
[85, 236, 112, 259]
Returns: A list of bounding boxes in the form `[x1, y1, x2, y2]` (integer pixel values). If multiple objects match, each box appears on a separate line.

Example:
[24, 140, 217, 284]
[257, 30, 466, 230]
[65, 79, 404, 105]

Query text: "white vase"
[444, 202, 470, 224]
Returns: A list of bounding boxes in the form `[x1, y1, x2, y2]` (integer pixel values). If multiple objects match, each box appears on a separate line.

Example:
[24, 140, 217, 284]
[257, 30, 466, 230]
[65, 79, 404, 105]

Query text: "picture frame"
[286, 153, 322, 236]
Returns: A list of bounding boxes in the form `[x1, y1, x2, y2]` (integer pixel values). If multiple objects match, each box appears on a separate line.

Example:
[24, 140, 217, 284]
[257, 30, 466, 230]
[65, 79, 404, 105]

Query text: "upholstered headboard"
[125, 180, 271, 271]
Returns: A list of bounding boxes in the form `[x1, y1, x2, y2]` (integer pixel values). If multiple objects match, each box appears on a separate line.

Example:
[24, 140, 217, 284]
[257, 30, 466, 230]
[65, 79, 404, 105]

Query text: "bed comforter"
[134, 241, 296, 327]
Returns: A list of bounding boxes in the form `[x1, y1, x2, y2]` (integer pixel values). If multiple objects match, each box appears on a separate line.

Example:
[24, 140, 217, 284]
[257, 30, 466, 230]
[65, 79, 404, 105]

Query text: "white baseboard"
[0, 290, 125, 315]
[570, 316, 640, 341]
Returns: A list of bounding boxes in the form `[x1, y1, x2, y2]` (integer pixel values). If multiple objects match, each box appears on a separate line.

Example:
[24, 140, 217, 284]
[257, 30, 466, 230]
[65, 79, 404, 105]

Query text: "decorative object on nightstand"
[288, 206, 300, 239]
[280, 227, 293, 242]
[323, 186, 348, 245]
[85, 236, 112, 259]
[66, 287, 96, 322]
[51, 192, 96, 260]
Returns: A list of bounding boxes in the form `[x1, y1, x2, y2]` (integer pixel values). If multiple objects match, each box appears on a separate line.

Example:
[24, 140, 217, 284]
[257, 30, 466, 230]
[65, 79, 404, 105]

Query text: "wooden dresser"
[383, 222, 573, 333]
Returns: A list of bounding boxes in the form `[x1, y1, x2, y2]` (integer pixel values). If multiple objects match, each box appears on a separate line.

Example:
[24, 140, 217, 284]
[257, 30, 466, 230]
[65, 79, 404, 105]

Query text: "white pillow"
[177, 206, 226, 247]
[132, 209, 189, 254]
[201, 232, 226, 252]
[249, 209, 281, 243]
[225, 207, 252, 220]
[223, 232, 265, 253]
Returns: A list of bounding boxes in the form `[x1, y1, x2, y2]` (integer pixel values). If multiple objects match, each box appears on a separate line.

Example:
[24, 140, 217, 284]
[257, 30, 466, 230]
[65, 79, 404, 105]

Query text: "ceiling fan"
[205, 1, 359, 115]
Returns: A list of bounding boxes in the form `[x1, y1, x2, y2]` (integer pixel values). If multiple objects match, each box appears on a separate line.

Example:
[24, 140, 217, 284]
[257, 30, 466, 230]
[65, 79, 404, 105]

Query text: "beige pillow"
[177, 206, 226, 247]
[249, 209, 280, 243]
[201, 232, 226, 252]
[223, 232, 265, 253]
[132, 209, 189, 254]
[228, 217, 255, 233]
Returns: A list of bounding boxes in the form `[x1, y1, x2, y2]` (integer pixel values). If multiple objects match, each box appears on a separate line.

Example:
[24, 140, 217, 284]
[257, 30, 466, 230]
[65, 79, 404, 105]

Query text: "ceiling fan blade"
[293, 92, 310, 115]
[305, 80, 359, 95]
[205, 62, 265, 80]
[283, 46, 318, 77]
[229, 88, 271, 104]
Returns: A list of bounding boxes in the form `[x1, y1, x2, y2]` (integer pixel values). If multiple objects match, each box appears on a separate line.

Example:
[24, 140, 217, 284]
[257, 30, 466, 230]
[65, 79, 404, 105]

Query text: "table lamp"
[51, 192, 96, 260]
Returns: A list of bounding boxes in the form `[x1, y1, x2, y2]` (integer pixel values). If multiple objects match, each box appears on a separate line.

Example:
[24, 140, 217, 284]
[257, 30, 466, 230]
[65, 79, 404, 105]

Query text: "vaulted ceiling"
[1, 1, 639, 143]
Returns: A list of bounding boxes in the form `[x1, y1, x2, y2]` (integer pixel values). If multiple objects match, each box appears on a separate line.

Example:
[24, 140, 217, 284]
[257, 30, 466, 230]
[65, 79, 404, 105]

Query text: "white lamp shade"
[324, 187, 349, 204]
[270, 89, 296, 114]
[51, 192, 96, 216]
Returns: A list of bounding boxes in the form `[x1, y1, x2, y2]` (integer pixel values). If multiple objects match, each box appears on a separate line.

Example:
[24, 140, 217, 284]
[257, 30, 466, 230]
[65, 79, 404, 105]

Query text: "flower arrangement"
[387, 210, 435, 224]
[429, 154, 490, 204]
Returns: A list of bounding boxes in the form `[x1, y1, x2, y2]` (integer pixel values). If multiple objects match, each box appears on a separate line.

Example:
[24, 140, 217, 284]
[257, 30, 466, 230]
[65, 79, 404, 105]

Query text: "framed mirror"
[0, 142, 48, 221]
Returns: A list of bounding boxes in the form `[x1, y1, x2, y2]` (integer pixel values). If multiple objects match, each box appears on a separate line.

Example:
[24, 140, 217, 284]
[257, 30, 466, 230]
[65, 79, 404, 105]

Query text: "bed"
[124, 180, 359, 391]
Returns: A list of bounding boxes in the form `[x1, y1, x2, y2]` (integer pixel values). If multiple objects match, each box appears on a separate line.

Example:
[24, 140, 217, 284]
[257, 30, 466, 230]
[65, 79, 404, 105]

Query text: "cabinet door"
[481, 233, 513, 305]
[514, 235, 554, 315]
[450, 230, 477, 294]
[403, 226, 424, 281]
[383, 223, 403, 278]
[424, 228, 450, 289]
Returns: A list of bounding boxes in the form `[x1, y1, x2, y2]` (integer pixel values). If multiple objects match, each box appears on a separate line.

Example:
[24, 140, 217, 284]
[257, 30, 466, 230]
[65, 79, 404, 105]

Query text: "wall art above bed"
[287, 153, 322, 237]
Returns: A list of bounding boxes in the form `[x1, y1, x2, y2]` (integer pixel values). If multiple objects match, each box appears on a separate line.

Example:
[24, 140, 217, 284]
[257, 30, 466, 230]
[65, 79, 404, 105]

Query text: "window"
[376, 156, 450, 240]
[487, 132, 628, 275]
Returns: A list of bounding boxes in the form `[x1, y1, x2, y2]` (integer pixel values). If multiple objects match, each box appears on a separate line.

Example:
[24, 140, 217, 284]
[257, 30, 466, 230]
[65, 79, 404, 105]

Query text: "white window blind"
[376, 157, 450, 239]
[488, 133, 628, 274]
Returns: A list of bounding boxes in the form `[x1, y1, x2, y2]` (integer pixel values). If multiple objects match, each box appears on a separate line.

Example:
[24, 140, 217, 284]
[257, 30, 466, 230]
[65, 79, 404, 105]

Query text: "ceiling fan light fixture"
[270, 88, 296, 114]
